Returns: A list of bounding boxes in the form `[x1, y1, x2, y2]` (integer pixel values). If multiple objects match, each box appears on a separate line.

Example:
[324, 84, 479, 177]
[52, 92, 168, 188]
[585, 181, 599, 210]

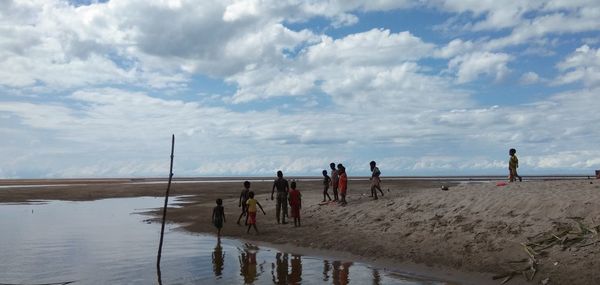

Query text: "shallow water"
[0, 197, 453, 284]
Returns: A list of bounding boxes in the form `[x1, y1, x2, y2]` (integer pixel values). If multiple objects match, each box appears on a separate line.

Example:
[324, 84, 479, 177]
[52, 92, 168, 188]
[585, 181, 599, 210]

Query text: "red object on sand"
[496, 182, 508, 186]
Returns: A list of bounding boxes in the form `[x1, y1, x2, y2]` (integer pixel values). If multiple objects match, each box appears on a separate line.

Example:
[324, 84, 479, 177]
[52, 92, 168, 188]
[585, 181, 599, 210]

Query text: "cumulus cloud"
[2, 0, 600, 177]
[229, 28, 444, 104]
[3, 85, 600, 177]
[554, 45, 600, 86]
[520, 72, 541, 85]
[448, 52, 512, 83]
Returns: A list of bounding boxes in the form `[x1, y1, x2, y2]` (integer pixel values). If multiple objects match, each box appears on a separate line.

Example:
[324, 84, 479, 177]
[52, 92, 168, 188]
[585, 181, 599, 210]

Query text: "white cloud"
[555, 45, 600, 86]
[2, 0, 600, 177]
[229, 28, 442, 104]
[3, 86, 600, 177]
[519, 72, 541, 85]
[448, 52, 512, 83]
[435, 39, 475, 58]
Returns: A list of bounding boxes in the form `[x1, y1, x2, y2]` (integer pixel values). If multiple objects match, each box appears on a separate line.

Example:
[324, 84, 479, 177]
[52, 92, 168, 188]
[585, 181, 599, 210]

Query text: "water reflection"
[0, 198, 456, 285]
[212, 238, 224, 277]
[372, 269, 382, 285]
[323, 260, 331, 281]
[238, 243, 265, 283]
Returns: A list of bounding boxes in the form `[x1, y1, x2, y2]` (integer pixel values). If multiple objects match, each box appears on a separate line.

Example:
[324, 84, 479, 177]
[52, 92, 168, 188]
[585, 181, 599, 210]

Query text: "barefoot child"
[212, 198, 226, 237]
[322, 170, 332, 202]
[237, 181, 251, 225]
[246, 191, 266, 234]
[508, 148, 522, 182]
[370, 161, 384, 199]
[288, 181, 302, 227]
[330, 163, 339, 201]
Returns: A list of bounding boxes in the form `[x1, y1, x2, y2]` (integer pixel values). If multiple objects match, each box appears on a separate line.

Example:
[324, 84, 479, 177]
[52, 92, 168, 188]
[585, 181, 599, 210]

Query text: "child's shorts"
[247, 212, 257, 225]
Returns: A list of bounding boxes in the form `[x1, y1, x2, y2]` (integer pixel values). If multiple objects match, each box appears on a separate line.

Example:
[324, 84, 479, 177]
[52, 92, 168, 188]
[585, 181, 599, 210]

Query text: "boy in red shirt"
[288, 181, 302, 227]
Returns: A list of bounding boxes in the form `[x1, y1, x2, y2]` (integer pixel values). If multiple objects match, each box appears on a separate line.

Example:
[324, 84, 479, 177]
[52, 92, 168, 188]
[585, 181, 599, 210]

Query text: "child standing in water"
[508, 148, 522, 182]
[212, 198, 226, 238]
[246, 191, 266, 234]
[237, 181, 251, 225]
[322, 170, 332, 202]
[288, 181, 302, 227]
[338, 164, 348, 206]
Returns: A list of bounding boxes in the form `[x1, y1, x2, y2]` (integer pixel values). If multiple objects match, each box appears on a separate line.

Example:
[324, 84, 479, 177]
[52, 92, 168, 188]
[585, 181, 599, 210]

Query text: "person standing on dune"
[508, 148, 522, 182]
[271, 170, 289, 224]
[370, 161, 384, 199]
[338, 164, 348, 206]
[330, 163, 339, 202]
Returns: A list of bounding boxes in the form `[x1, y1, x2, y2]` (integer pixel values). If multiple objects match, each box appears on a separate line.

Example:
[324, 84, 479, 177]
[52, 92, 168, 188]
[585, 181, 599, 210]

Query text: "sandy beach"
[1, 178, 599, 284]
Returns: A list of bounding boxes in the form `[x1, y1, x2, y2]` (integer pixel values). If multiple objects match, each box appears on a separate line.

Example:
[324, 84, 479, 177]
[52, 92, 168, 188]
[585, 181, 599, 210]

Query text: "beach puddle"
[0, 197, 454, 284]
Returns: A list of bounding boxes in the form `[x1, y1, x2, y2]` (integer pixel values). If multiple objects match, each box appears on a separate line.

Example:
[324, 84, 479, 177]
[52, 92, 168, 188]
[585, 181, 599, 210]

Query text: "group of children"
[213, 149, 523, 237]
[212, 178, 303, 237]
[321, 162, 348, 205]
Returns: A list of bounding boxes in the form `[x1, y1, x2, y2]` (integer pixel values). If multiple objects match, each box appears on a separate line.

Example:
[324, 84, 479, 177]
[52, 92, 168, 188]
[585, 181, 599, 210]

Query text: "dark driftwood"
[156, 135, 175, 285]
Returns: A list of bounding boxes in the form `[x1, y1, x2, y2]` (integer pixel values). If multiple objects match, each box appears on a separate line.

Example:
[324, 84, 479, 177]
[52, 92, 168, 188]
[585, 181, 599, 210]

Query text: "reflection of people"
[288, 181, 302, 227]
[272, 252, 289, 284]
[372, 269, 381, 285]
[289, 254, 302, 284]
[239, 244, 259, 283]
[339, 262, 352, 285]
[237, 181, 251, 225]
[246, 191, 266, 234]
[370, 161, 384, 199]
[332, 261, 341, 285]
[508, 148, 522, 182]
[212, 198, 226, 237]
[211, 239, 224, 277]
[271, 170, 290, 224]
[331, 260, 352, 285]
[322, 260, 331, 281]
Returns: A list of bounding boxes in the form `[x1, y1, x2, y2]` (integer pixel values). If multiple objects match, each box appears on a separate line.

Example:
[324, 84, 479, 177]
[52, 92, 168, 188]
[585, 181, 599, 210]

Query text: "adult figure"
[330, 162, 339, 201]
[370, 161, 384, 199]
[337, 164, 348, 206]
[271, 170, 289, 224]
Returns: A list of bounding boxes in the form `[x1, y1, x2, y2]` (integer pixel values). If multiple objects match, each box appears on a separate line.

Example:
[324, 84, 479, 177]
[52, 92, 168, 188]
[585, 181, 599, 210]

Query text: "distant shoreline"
[0, 174, 593, 187]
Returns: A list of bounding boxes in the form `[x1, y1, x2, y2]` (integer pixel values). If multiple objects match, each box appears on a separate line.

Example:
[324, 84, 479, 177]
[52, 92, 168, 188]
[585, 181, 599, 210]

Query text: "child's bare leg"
[218, 228, 221, 237]
[297, 217, 301, 227]
[371, 186, 378, 199]
[247, 224, 251, 233]
[377, 185, 384, 196]
[253, 224, 259, 234]
[237, 212, 244, 225]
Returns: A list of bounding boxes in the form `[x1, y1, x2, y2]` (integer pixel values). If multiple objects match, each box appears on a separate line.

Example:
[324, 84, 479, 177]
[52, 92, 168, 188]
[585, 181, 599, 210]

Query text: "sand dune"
[2, 178, 599, 284]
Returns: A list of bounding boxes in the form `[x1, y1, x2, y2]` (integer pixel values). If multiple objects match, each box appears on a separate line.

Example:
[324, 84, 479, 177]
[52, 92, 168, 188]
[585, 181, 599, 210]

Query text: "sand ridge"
[2, 178, 599, 284]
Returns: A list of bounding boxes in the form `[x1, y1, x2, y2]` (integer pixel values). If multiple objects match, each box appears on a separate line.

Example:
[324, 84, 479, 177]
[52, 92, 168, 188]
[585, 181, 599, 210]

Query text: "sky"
[1, 0, 600, 178]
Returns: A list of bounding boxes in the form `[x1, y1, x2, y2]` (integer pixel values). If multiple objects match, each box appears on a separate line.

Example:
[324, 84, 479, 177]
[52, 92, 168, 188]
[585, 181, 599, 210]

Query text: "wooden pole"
[157, 134, 175, 284]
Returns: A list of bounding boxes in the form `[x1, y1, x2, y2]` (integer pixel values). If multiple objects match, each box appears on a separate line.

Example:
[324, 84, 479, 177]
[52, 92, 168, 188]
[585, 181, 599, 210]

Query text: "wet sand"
[2, 178, 599, 284]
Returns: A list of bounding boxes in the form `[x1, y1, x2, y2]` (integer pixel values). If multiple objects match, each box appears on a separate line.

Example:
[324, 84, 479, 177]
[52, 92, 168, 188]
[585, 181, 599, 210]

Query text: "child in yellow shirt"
[246, 191, 266, 234]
